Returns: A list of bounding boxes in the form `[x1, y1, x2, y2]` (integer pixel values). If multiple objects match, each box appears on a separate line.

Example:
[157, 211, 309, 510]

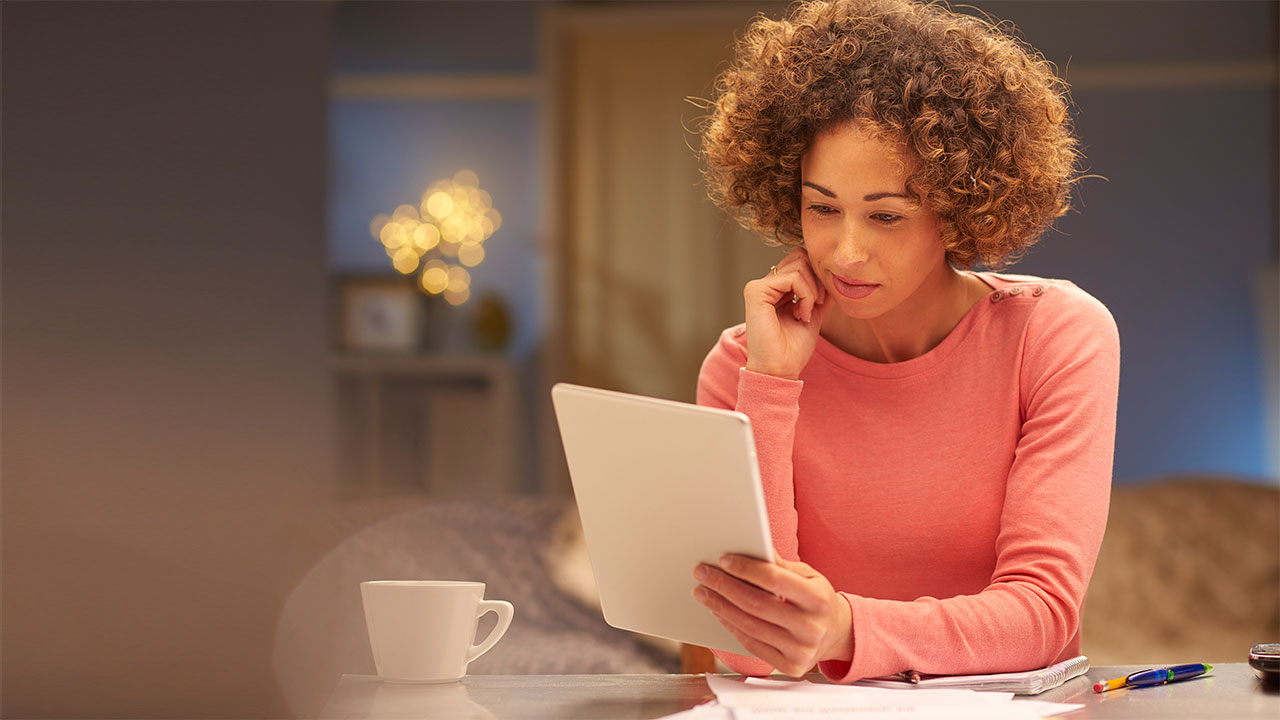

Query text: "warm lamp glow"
[447, 266, 470, 293]
[444, 286, 471, 306]
[425, 191, 454, 220]
[421, 271, 448, 295]
[392, 248, 420, 274]
[372, 169, 499, 305]
[413, 224, 441, 252]
[440, 215, 464, 244]
[458, 242, 485, 267]
[380, 223, 407, 248]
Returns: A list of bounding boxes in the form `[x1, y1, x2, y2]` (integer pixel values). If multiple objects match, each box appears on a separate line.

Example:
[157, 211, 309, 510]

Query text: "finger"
[746, 274, 804, 309]
[786, 250, 826, 320]
[718, 555, 826, 613]
[710, 609, 797, 675]
[696, 564, 803, 629]
[694, 584, 802, 656]
[792, 247, 828, 305]
[768, 263, 822, 322]
[696, 567, 831, 673]
[809, 293, 832, 327]
[775, 555, 819, 577]
[699, 588, 809, 675]
[714, 608, 816, 678]
[715, 614, 806, 677]
[790, 255, 825, 322]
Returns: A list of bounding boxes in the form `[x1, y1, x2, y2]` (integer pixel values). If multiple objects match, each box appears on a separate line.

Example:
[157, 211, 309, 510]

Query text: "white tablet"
[550, 382, 775, 656]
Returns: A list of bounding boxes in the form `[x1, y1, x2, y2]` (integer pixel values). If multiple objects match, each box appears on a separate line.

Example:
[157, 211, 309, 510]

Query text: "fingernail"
[693, 587, 708, 602]
[694, 565, 707, 581]
[717, 556, 732, 571]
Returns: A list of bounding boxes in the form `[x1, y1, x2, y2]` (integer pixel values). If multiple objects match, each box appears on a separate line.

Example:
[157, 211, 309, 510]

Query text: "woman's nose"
[833, 226, 870, 266]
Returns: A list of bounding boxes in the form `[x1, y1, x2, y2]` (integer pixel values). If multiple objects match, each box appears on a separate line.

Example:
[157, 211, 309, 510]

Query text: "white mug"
[360, 580, 514, 683]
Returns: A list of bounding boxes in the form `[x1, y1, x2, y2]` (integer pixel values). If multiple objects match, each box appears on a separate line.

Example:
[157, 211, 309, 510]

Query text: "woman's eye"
[871, 213, 902, 224]
[807, 204, 837, 215]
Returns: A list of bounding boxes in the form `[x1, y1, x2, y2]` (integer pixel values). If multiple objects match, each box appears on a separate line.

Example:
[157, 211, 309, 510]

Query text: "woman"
[691, 0, 1120, 682]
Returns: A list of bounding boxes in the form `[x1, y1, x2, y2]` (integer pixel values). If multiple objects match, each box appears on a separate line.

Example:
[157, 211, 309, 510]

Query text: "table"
[319, 664, 1278, 719]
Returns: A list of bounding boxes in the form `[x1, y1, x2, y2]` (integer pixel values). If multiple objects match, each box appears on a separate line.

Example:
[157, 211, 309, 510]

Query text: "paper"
[654, 703, 734, 720]
[854, 656, 1091, 695]
[649, 675, 1084, 719]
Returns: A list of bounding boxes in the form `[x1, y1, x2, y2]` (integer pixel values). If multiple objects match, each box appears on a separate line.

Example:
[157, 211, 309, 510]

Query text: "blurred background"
[4, 0, 1277, 717]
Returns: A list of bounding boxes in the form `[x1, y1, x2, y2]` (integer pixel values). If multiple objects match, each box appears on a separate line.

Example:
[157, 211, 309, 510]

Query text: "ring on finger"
[770, 265, 778, 276]
[791, 294, 799, 304]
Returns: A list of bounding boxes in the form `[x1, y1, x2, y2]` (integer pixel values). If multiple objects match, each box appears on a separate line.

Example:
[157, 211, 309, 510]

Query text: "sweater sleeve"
[820, 287, 1121, 682]
[695, 325, 806, 675]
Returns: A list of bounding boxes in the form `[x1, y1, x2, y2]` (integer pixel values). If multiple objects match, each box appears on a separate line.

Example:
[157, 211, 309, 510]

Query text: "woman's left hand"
[693, 554, 853, 677]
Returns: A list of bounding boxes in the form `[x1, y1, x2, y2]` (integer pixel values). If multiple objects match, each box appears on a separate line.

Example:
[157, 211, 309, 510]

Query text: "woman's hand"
[692, 554, 853, 677]
[743, 248, 829, 380]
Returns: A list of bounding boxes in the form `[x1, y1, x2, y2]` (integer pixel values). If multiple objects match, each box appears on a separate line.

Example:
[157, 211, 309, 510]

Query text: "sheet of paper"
[697, 675, 1083, 719]
[738, 676, 1014, 703]
[653, 702, 734, 720]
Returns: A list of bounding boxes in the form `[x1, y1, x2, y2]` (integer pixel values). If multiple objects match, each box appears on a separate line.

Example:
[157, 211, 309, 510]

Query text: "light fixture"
[369, 169, 500, 306]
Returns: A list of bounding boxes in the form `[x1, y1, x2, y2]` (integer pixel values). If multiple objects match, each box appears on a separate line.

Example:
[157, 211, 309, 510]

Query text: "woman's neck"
[822, 265, 990, 364]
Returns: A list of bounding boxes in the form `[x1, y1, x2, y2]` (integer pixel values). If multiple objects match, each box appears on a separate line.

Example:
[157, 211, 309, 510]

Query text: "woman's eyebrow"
[864, 191, 914, 202]
[802, 181, 912, 202]
[802, 181, 838, 198]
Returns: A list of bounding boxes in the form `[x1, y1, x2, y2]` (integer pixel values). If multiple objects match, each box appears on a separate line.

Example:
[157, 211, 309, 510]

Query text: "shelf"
[332, 353, 519, 495]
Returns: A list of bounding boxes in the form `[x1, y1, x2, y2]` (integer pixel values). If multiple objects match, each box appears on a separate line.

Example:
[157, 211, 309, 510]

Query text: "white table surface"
[319, 663, 1279, 719]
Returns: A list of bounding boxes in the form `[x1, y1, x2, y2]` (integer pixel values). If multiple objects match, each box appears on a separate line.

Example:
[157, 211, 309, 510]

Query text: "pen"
[1093, 663, 1212, 693]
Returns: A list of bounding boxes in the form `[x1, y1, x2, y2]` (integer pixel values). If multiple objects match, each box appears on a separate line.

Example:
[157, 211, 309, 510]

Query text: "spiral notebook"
[856, 655, 1091, 695]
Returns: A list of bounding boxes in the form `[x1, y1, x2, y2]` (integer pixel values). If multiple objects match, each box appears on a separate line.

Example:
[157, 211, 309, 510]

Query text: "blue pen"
[1093, 663, 1212, 693]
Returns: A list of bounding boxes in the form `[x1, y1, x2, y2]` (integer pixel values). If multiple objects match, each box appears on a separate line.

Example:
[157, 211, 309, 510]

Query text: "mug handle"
[465, 600, 514, 664]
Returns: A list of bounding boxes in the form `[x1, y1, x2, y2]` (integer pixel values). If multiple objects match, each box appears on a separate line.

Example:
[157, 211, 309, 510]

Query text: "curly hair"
[700, 0, 1081, 268]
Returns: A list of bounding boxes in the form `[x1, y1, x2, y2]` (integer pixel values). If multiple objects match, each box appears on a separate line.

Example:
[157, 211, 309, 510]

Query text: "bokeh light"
[380, 222, 407, 249]
[444, 286, 471, 306]
[371, 169, 498, 306]
[458, 242, 485, 267]
[447, 266, 470, 293]
[424, 192, 454, 220]
[413, 224, 440, 252]
[420, 259, 449, 295]
[392, 248, 419, 275]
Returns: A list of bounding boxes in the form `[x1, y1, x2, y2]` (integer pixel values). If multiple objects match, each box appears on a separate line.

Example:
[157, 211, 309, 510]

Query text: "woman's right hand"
[743, 248, 829, 380]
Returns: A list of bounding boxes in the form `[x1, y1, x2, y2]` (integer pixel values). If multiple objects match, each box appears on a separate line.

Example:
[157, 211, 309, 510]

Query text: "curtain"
[558, 12, 785, 403]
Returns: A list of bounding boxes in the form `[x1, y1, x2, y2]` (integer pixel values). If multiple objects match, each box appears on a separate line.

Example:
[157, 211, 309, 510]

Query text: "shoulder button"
[1032, 285, 1045, 297]
[1008, 286, 1024, 296]
[990, 290, 1005, 303]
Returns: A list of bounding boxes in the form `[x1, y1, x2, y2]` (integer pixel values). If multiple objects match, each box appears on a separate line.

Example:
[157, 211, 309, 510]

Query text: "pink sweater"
[696, 272, 1120, 682]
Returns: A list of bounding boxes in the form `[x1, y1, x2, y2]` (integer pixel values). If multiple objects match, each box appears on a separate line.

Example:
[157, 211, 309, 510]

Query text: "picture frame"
[336, 275, 425, 352]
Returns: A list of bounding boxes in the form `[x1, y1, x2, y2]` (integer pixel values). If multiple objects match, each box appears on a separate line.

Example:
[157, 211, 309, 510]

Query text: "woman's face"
[799, 121, 950, 322]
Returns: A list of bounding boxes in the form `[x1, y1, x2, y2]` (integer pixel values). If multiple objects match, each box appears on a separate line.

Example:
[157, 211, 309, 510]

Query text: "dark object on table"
[1250, 643, 1280, 686]
[470, 293, 512, 352]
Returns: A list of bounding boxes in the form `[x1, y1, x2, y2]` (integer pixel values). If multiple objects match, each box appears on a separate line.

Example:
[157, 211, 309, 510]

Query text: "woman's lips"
[832, 275, 880, 300]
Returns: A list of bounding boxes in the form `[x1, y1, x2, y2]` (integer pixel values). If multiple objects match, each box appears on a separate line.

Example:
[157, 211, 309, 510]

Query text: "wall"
[974, 0, 1279, 483]
[3, 2, 339, 716]
[327, 0, 544, 359]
